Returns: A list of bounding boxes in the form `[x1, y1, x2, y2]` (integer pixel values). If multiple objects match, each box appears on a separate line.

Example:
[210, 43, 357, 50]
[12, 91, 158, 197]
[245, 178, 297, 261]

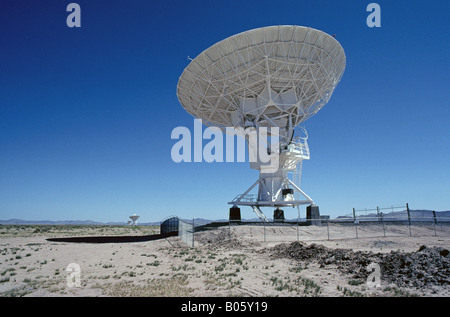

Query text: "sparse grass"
[0, 286, 32, 297]
[13, 274, 67, 296]
[289, 266, 304, 273]
[300, 277, 322, 295]
[214, 262, 226, 272]
[105, 274, 193, 296]
[1, 268, 15, 276]
[121, 271, 136, 277]
[184, 255, 197, 262]
[348, 279, 364, 286]
[0, 224, 160, 238]
[146, 261, 160, 267]
[337, 285, 365, 297]
[267, 273, 322, 296]
[383, 286, 419, 297]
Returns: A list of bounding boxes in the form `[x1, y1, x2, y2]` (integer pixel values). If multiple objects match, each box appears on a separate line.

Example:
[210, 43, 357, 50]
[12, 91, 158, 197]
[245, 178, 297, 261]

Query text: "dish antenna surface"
[129, 214, 139, 225]
[177, 25, 346, 222]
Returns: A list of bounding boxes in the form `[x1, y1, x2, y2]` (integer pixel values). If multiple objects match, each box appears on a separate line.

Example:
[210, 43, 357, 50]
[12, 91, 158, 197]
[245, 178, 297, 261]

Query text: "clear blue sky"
[0, 0, 449, 222]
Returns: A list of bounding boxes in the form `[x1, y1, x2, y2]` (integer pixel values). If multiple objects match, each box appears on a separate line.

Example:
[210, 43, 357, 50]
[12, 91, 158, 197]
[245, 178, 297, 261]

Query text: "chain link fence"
[178, 218, 195, 247]
[160, 216, 195, 247]
[163, 205, 450, 247]
[225, 204, 450, 243]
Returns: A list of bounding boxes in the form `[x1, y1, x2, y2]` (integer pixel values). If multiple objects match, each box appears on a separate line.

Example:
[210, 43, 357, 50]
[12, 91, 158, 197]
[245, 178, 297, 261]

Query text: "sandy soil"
[0, 223, 448, 297]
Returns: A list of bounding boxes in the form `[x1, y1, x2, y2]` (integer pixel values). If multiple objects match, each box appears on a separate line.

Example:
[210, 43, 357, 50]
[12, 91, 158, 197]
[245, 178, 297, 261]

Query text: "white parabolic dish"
[177, 25, 346, 131]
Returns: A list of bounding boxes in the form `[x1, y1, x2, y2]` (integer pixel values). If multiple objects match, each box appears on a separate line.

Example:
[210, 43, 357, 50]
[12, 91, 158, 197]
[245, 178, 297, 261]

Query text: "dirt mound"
[379, 245, 449, 288]
[209, 238, 261, 250]
[271, 242, 450, 289]
[195, 229, 234, 245]
[195, 229, 262, 250]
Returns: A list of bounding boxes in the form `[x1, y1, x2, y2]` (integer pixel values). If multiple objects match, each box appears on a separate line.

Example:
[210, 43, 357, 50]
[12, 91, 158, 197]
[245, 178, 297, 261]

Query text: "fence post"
[326, 219, 330, 241]
[192, 218, 195, 247]
[263, 220, 266, 243]
[352, 208, 358, 239]
[381, 212, 386, 237]
[432, 210, 437, 236]
[406, 203, 412, 237]
[296, 206, 300, 241]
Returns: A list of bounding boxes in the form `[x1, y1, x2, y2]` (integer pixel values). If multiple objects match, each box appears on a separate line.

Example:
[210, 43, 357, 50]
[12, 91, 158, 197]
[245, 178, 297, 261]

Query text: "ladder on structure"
[293, 161, 302, 201]
[252, 206, 269, 222]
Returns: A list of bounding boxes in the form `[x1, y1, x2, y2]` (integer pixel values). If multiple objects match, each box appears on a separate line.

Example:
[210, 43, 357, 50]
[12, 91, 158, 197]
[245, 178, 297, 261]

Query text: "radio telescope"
[177, 25, 346, 222]
[129, 214, 139, 225]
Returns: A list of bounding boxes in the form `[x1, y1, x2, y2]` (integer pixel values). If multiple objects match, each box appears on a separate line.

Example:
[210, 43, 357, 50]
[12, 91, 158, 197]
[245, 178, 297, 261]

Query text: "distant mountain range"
[0, 218, 222, 226]
[1, 210, 449, 225]
[0, 219, 132, 225]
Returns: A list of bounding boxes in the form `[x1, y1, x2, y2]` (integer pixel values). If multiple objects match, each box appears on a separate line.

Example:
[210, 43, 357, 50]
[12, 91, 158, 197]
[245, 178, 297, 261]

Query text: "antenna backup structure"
[177, 26, 346, 222]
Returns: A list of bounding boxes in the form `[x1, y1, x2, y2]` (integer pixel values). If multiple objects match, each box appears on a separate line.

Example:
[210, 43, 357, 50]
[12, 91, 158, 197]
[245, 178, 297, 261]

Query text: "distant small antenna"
[129, 213, 140, 225]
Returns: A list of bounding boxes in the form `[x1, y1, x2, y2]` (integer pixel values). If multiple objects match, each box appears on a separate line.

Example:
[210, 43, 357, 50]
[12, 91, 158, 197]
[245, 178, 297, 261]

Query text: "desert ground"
[0, 222, 449, 297]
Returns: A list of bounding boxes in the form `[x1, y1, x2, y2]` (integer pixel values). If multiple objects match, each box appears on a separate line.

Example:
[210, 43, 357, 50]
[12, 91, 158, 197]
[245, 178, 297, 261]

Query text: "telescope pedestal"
[229, 206, 241, 222]
[228, 133, 313, 222]
[306, 205, 321, 225]
[273, 208, 285, 222]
